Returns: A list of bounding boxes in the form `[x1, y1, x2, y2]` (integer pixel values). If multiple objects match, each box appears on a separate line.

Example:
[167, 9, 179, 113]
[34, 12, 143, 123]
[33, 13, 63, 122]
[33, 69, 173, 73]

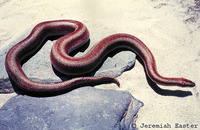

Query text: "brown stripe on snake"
[5, 20, 195, 94]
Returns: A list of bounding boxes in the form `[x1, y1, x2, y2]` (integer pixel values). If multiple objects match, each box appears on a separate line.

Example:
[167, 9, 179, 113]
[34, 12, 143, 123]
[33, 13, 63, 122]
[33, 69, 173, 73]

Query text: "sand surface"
[0, 0, 199, 129]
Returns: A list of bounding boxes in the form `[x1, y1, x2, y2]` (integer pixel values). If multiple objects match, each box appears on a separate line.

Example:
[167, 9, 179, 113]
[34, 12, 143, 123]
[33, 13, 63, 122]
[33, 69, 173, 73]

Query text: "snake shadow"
[137, 57, 192, 97]
[13, 35, 192, 97]
[52, 40, 192, 97]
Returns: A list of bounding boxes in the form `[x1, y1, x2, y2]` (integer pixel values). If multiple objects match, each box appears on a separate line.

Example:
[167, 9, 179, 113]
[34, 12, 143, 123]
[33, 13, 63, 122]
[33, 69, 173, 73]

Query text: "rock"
[0, 87, 143, 130]
[0, 33, 136, 93]
[0, 78, 14, 93]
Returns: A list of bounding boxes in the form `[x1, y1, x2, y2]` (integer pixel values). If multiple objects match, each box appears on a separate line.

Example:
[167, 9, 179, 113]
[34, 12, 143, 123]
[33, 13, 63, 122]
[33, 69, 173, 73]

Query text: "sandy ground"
[0, 0, 199, 129]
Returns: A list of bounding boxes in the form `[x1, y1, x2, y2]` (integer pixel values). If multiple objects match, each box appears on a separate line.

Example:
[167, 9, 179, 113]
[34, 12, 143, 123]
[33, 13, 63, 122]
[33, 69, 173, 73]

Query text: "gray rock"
[0, 78, 14, 93]
[0, 87, 143, 130]
[0, 34, 136, 93]
[0, 23, 140, 130]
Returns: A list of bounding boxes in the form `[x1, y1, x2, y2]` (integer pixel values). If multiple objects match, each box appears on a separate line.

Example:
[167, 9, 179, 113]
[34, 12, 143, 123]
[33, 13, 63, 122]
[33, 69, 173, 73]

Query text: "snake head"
[180, 78, 195, 87]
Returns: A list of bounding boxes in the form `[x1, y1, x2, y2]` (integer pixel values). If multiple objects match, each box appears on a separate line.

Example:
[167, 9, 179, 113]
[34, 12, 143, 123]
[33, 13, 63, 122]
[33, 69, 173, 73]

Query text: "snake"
[5, 20, 195, 94]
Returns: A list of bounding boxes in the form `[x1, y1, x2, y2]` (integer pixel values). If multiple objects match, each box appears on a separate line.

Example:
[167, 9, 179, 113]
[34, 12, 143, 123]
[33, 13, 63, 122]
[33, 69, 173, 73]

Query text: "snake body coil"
[5, 20, 195, 94]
